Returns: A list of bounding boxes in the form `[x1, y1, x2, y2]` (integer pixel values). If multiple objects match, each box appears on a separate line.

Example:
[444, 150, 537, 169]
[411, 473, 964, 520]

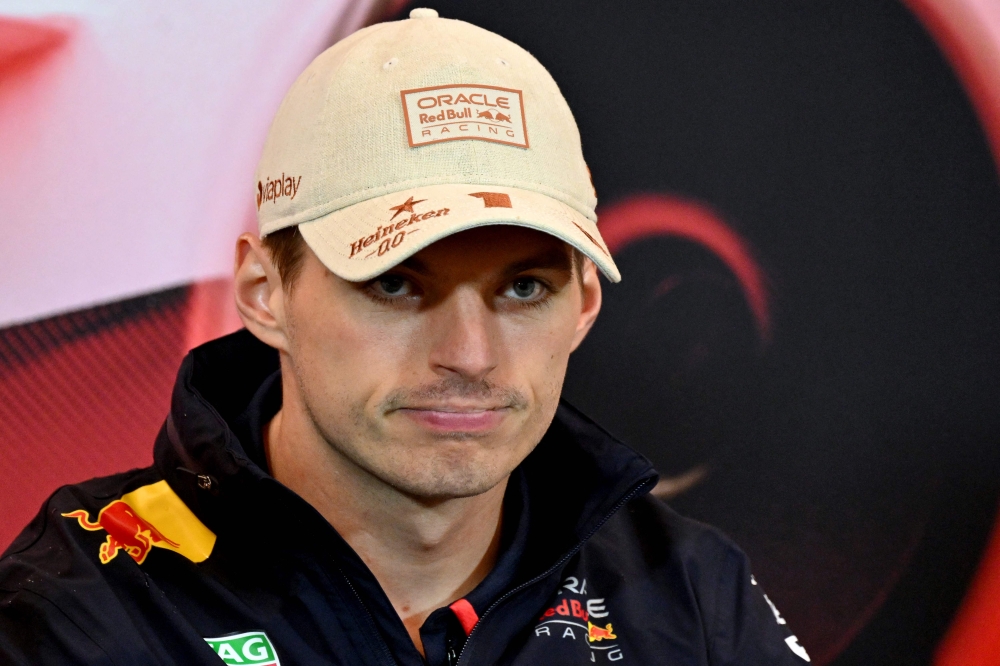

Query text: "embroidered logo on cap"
[257, 173, 302, 210]
[389, 195, 427, 220]
[469, 192, 512, 208]
[348, 196, 451, 259]
[401, 84, 528, 148]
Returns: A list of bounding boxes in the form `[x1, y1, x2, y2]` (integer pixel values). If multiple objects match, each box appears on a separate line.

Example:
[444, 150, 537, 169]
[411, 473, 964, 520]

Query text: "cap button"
[409, 7, 439, 19]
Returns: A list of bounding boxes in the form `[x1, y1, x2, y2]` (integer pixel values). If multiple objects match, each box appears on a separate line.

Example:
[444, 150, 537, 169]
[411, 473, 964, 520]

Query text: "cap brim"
[293, 184, 621, 283]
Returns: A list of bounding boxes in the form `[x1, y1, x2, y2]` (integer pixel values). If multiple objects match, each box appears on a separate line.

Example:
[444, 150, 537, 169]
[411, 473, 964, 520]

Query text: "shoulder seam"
[705, 538, 745, 666]
[1, 490, 58, 559]
[0, 585, 119, 665]
[2, 467, 162, 561]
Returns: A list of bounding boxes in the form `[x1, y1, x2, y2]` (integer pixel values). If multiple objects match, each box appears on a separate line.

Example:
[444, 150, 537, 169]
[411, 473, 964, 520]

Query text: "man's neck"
[264, 405, 507, 655]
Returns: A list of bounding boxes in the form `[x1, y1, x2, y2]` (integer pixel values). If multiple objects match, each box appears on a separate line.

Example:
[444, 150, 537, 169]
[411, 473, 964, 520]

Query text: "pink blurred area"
[0, 15, 73, 68]
[0, 0, 378, 328]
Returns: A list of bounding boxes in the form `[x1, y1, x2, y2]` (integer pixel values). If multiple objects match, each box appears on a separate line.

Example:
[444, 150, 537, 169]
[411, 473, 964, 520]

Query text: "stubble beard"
[297, 370, 538, 501]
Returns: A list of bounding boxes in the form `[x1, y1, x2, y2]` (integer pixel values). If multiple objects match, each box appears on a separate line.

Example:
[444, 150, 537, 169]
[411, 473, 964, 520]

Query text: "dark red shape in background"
[900, 1, 1000, 663]
[598, 194, 771, 342]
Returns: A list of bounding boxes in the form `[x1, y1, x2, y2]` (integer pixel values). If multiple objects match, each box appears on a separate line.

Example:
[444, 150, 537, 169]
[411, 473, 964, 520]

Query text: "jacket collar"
[154, 329, 658, 573]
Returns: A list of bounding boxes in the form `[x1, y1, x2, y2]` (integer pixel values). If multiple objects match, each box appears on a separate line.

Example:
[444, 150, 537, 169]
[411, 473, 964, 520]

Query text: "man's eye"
[507, 278, 541, 300]
[375, 275, 411, 296]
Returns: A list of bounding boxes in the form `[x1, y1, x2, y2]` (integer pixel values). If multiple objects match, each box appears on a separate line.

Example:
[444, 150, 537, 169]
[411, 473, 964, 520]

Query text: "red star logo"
[388, 195, 427, 221]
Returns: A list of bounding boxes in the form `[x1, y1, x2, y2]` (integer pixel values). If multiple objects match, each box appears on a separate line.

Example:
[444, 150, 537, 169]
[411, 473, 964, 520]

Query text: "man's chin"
[369, 453, 510, 501]
[388, 473, 505, 501]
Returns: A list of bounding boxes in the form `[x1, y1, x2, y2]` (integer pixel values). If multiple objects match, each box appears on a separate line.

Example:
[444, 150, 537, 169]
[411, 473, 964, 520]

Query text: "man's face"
[278, 226, 600, 500]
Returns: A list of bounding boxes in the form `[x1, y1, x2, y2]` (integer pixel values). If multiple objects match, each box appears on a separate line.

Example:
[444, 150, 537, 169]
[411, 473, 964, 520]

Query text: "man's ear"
[234, 233, 291, 352]
[570, 257, 602, 353]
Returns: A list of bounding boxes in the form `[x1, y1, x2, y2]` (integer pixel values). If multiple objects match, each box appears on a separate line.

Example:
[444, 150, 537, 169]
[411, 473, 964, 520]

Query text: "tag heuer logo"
[204, 631, 280, 666]
[400, 84, 529, 148]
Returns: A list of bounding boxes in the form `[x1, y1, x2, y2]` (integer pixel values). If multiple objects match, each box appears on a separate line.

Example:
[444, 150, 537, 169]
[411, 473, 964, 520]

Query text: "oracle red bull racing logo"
[533, 576, 625, 662]
[63, 500, 179, 564]
[400, 83, 528, 148]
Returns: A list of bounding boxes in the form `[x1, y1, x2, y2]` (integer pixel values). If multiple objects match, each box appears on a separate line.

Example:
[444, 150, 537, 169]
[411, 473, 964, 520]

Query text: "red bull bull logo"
[62, 481, 216, 565]
[63, 500, 180, 564]
[587, 621, 617, 642]
[533, 577, 626, 661]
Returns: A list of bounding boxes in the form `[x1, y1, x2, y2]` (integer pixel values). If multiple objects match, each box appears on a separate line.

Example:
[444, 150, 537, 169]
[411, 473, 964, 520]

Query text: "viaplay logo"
[401, 84, 528, 148]
[257, 173, 302, 210]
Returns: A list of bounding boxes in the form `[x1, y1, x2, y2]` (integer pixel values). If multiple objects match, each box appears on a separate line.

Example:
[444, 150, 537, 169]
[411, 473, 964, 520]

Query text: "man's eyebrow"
[394, 247, 573, 277]
[397, 255, 433, 275]
[502, 247, 574, 276]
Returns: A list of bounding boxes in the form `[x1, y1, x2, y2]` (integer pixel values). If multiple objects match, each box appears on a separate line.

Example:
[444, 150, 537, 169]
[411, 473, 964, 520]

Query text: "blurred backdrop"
[2, 1, 999, 664]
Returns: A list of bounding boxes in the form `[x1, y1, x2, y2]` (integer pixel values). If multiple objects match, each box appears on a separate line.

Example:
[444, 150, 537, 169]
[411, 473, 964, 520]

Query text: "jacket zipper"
[454, 476, 656, 666]
[257, 476, 399, 666]
[342, 569, 401, 666]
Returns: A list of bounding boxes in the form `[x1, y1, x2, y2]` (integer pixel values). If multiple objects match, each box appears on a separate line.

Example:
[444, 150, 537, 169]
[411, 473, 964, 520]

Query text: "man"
[0, 8, 809, 665]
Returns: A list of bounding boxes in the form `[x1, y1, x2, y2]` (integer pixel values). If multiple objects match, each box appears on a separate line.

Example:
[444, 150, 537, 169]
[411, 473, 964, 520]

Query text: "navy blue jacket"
[0, 331, 810, 665]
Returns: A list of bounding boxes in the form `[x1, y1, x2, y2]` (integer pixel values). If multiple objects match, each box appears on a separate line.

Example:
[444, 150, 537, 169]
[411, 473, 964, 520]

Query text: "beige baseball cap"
[254, 7, 621, 283]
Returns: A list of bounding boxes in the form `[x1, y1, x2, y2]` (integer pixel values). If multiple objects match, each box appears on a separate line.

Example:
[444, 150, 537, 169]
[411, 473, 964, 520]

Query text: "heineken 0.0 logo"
[204, 631, 280, 666]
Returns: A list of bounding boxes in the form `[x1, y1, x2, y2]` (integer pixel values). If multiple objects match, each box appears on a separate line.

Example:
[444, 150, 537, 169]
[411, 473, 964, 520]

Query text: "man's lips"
[397, 406, 509, 433]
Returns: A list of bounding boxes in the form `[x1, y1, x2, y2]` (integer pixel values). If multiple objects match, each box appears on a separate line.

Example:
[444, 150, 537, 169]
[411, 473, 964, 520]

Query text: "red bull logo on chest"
[63, 500, 179, 564]
[533, 576, 626, 662]
[587, 622, 617, 642]
[62, 480, 217, 565]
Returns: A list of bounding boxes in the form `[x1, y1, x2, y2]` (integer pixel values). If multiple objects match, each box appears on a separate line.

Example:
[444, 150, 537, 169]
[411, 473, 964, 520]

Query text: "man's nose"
[427, 288, 499, 382]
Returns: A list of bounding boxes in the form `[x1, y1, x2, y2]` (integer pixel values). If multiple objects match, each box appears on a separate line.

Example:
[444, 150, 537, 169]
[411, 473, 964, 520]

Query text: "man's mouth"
[396, 405, 510, 433]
